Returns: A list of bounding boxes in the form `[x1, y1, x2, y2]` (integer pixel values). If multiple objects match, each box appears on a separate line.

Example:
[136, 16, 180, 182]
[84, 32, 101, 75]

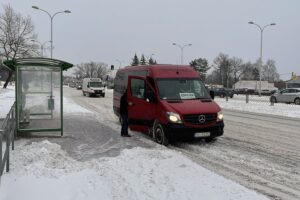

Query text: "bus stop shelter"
[3, 58, 73, 136]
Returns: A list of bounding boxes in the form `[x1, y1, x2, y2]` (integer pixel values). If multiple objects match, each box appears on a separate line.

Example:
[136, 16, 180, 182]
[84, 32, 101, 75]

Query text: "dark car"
[76, 82, 82, 90]
[213, 88, 234, 98]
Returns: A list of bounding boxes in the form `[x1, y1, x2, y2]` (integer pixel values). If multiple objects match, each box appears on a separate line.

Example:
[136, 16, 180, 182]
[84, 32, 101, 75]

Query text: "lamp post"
[31, 39, 51, 57]
[172, 43, 192, 64]
[248, 21, 276, 96]
[32, 6, 71, 58]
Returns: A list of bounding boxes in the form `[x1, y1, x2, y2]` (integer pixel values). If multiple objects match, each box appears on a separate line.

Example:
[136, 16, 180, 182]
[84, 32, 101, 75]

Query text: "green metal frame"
[3, 58, 73, 136]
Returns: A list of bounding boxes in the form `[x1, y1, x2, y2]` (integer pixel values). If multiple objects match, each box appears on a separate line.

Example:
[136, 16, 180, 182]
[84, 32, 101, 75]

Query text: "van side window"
[130, 78, 145, 99]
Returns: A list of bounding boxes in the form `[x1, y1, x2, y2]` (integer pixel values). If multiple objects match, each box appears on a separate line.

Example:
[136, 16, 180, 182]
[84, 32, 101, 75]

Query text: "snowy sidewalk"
[0, 87, 269, 200]
[48, 113, 153, 160]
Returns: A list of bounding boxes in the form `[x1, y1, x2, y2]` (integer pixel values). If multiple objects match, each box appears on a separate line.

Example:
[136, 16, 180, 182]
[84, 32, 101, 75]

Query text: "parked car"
[270, 88, 300, 105]
[261, 89, 277, 96]
[76, 82, 82, 90]
[213, 88, 234, 98]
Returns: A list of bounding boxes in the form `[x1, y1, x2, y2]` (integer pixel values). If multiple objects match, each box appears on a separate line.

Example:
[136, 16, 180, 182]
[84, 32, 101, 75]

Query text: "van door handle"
[128, 101, 134, 106]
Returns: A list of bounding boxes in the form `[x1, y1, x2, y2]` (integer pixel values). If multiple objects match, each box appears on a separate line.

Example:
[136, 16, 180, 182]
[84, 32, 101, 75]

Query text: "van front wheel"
[153, 121, 169, 146]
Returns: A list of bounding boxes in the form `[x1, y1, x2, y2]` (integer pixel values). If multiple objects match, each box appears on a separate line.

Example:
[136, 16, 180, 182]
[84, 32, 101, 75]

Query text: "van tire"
[295, 98, 300, 105]
[83, 91, 86, 96]
[153, 121, 169, 146]
[101, 93, 105, 97]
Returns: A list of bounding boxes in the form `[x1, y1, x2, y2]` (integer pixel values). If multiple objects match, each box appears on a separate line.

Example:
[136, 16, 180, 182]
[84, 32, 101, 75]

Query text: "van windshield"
[156, 78, 210, 100]
[89, 82, 103, 87]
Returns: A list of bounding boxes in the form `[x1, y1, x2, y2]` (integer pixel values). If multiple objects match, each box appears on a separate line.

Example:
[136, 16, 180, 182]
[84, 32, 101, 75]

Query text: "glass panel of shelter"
[18, 66, 61, 130]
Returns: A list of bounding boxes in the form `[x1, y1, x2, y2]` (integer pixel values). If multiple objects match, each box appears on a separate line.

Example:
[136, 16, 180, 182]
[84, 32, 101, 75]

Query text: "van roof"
[120, 64, 199, 78]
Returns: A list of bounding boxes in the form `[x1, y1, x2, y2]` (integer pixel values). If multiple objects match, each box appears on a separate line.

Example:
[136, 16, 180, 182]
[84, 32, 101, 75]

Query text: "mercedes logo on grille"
[198, 115, 206, 124]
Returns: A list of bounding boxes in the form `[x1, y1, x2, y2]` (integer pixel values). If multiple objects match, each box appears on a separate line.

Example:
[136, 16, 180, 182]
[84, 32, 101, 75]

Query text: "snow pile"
[215, 98, 300, 118]
[0, 86, 15, 118]
[0, 140, 268, 200]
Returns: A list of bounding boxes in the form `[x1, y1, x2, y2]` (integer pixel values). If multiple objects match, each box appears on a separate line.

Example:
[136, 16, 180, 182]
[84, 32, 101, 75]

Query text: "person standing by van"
[120, 89, 131, 137]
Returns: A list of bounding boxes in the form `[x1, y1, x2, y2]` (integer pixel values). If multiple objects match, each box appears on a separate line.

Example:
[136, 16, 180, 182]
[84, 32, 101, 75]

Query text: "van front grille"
[183, 113, 217, 125]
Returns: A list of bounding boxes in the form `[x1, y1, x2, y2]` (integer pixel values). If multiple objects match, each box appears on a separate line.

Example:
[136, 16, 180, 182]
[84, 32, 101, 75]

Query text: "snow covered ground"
[215, 97, 300, 118]
[0, 140, 268, 200]
[0, 86, 15, 118]
[0, 87, 269, 200]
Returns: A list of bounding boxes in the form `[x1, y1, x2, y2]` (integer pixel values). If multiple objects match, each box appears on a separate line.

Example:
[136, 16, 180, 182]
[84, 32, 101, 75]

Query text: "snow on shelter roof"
[2, 57, 73, 71]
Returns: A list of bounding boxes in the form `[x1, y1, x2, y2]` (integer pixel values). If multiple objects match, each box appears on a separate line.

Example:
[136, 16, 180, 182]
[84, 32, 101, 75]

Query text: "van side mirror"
[146, 90, 156, 103]
[210, 90, 215, 100]
[87, 85, 90, 88]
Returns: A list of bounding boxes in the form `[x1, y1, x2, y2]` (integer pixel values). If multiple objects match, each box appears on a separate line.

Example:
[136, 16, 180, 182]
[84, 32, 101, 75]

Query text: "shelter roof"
[3, 58, 73, 71]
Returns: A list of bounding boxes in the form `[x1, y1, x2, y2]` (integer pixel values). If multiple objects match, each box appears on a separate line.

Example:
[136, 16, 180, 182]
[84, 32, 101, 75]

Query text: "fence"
[0, 102, 15, 179]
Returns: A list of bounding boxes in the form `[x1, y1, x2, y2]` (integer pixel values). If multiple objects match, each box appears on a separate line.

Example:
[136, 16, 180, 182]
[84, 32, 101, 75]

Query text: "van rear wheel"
[153, 121, 169, 146]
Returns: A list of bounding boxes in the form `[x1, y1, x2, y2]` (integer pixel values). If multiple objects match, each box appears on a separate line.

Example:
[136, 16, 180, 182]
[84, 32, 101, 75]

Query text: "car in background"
[270, 88, 300, 105]
[76, 82, 82, 90]
[213, 88, 234, 98]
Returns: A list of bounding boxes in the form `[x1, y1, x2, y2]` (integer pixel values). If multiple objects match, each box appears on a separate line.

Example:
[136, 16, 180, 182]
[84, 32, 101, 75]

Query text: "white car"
[270, 88, 300, 105]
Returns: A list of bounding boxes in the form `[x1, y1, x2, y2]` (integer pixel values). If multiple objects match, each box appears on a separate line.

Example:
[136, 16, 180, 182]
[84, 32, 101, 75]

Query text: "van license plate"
[195, 132, 210, 138]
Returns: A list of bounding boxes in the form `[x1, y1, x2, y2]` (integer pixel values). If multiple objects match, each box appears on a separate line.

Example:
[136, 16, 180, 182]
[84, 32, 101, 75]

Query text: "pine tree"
[131, 54, 139, 66]
[189, 58, 210, 81]
[148, 57, 155, 65]
[140, 54, 146, 65]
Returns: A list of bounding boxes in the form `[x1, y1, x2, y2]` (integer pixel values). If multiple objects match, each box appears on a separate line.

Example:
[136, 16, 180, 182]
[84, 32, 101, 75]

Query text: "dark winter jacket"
[120, 90, 128, 115]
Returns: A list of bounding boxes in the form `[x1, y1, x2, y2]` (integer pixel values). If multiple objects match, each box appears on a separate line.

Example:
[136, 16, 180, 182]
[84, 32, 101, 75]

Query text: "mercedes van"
[113, 65, 224, 145]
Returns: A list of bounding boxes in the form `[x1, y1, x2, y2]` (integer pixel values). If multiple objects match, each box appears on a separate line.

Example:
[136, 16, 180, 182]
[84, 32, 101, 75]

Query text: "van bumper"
[165, 121, 224, 138]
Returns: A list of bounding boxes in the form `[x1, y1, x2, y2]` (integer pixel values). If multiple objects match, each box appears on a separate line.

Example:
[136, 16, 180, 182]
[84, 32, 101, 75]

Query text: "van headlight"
[166, 112, 182, 124]
[217, 111, 224, 122]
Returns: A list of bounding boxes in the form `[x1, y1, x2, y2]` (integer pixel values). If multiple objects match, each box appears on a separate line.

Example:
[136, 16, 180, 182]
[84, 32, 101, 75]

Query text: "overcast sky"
[2, 0, 300, 79]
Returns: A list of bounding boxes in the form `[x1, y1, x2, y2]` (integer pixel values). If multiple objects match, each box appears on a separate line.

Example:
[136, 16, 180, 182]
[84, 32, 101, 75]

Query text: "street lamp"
[172, 43, 192, 64]
[248, 21, 276, 96]
[32, 6, 71, 58]
[31, 39, 51, 57]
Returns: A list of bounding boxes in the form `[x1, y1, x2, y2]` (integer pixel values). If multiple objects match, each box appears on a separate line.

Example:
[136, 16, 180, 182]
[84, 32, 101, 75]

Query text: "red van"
[113, 64, 224, 145]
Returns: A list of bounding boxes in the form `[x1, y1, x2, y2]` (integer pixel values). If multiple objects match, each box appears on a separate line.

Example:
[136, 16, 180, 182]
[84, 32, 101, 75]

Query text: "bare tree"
[74, 62, 109, 80]
[261, 59, 279, 82]
[229, 57, 243, 84]
[212, 53, 232, 87]
[0, 4, 38, 88]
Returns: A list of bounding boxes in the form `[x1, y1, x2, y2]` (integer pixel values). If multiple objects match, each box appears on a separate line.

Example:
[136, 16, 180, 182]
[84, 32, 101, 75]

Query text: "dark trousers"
[121, 114, 129, 135]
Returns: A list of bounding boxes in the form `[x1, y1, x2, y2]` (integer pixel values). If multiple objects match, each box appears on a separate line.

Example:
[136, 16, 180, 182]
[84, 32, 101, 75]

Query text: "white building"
[234, 80, 277, 91]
